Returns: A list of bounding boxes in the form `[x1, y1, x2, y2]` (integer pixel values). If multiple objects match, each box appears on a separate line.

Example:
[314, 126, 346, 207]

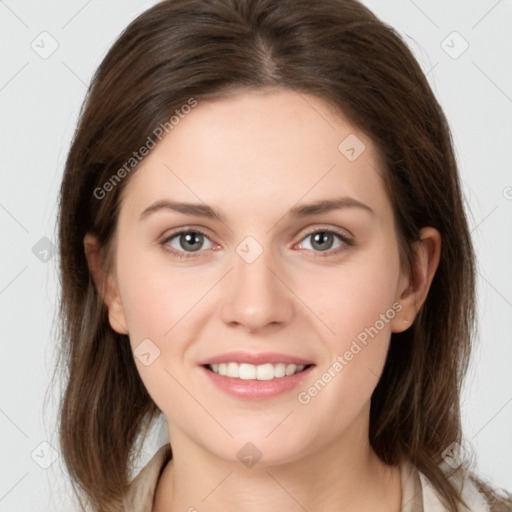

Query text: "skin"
[85, 88, 441, 512]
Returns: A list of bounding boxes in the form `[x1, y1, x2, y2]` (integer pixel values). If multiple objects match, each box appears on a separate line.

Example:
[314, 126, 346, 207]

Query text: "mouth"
[198, 352, 315, 400]
[204, 362, 313, 380]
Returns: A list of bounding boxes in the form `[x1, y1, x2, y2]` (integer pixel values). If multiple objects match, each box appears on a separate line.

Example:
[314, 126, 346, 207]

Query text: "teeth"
[274, 363, 286, 378]
[286, 364, 297, 376]
[208, 362, 307, 380]
[226, 362, 238, 378]
[240, 363, 257, 380]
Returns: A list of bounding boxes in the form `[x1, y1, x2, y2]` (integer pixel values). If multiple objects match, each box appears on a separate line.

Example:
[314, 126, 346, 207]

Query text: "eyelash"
[160, 227, 354, 260]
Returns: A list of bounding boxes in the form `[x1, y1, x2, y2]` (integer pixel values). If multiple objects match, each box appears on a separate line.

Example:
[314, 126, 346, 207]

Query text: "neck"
[153, 416, 402, 512]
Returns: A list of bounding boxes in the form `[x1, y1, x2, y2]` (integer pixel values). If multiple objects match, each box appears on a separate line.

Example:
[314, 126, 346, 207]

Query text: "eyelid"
[295, 223, 354, 241]
[160, 225, 213, 243]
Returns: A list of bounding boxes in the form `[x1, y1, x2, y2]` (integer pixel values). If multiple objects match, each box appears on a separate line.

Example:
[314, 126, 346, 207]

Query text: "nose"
[220, 245, 295, 333]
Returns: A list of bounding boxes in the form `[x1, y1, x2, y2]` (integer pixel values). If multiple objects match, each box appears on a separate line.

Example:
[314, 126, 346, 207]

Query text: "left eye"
[297, 230, 348, 253]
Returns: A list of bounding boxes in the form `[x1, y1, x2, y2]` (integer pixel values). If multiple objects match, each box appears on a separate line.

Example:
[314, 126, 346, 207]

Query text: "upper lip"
[198, 351, 314, 366]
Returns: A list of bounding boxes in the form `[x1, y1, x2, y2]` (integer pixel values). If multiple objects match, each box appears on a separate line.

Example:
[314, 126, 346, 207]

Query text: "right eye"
[161, 228, 216, 259]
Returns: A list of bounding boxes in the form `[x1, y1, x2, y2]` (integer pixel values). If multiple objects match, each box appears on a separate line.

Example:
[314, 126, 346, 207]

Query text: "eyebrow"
[139, 196, 374, 222]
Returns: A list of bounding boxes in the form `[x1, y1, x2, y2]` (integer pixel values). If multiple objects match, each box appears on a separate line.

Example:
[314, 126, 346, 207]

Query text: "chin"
[204, 429, 316, 468]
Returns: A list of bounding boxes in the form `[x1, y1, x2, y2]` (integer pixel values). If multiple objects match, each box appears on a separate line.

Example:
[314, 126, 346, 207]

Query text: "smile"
[199, 351, 315, 399]
[206, 362, 309, 380]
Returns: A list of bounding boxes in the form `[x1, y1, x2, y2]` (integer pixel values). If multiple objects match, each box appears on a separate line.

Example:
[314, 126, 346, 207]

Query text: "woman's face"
[104, 88, 414, 466]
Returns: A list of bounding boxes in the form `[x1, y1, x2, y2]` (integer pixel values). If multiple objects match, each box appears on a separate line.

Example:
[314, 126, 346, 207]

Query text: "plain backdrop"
[1, 0, 511, 510]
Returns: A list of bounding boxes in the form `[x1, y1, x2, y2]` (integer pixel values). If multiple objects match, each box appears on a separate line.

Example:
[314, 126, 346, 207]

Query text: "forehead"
[120, 89, 389, 221]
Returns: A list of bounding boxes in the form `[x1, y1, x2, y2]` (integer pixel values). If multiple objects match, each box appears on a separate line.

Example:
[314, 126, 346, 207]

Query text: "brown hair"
[54, 0, 512, 510]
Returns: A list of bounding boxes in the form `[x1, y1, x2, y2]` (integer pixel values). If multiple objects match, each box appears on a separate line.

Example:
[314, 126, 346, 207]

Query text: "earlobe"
[391, 227, 441, 333]
[83, 233, 129, 335]
[107, 301, 129, 335]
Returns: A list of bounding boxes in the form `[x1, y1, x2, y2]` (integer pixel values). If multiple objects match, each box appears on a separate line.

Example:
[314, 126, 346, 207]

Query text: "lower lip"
[200, 365, 315, 400]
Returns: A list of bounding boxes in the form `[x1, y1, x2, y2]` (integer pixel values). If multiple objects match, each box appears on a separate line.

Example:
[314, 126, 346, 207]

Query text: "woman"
[55, 0, 512, 510]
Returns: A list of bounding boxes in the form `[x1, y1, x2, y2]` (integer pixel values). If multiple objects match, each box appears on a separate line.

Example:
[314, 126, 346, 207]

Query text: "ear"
[83, 233, 129, 335]
[391, 227, 441, 333]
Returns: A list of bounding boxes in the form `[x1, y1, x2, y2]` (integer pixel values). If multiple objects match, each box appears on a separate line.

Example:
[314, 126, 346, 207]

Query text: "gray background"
[1, 0, 511, 510]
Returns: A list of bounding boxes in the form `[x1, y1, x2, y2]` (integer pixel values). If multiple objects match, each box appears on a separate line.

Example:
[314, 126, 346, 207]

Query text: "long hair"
[55, 0, 511, 510]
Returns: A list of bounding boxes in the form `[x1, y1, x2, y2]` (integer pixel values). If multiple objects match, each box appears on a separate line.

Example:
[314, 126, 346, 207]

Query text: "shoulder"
[400, 458, 501, 512]
[467, 475, 512, 512]
[123, 443, 172, 512]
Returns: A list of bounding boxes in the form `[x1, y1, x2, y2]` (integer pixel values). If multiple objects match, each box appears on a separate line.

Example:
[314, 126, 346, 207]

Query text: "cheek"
[117, 255, 213, 342]
[115, 253, 221, 404]
[299, 241, 401, 405]
[115, 265, 200, 416]
[310, 242, 401, 346]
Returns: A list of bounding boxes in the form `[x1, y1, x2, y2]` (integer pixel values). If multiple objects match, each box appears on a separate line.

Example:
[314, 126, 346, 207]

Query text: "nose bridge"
[220, 237, 294, 331]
